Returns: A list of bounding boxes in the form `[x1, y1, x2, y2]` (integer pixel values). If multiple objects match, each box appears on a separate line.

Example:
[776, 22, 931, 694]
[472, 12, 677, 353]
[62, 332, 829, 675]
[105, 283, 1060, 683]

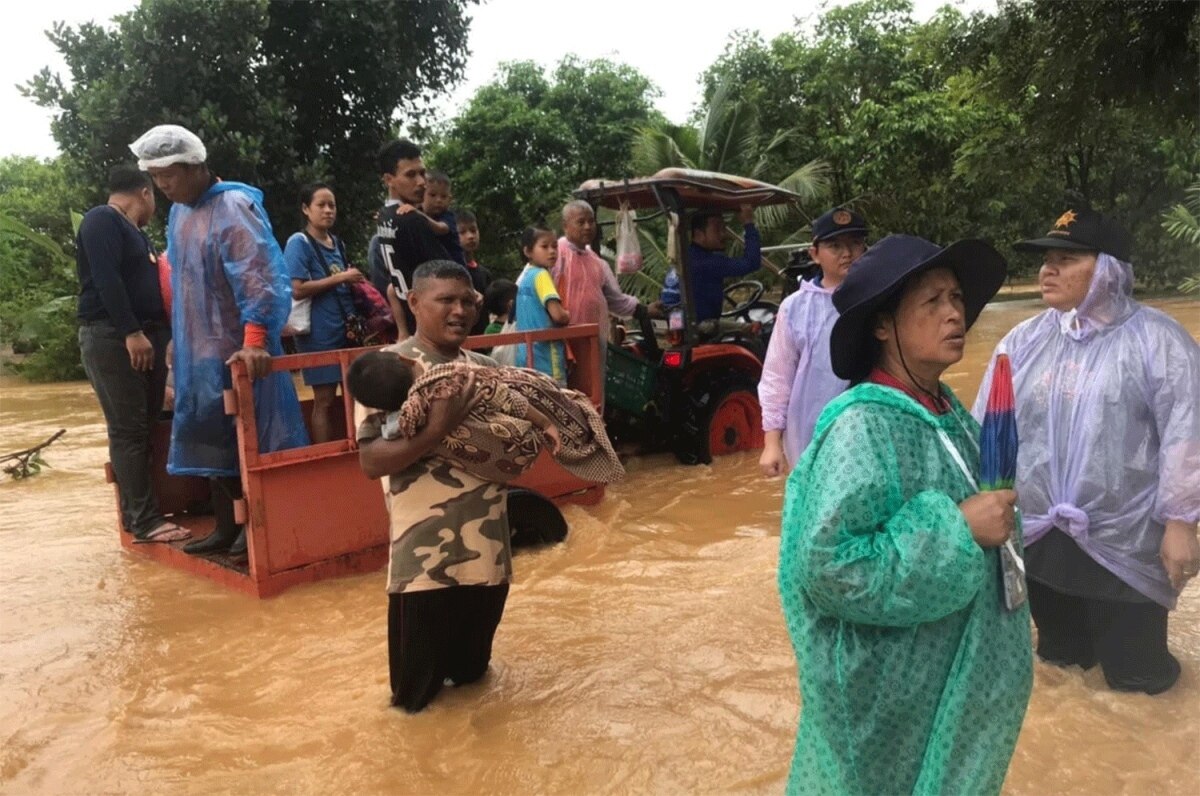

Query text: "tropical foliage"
[22, 0, 477, 256]
[4, 0, 1196, 380]
[1162, 180, 1200, 294]
[425, 57, 663, 274]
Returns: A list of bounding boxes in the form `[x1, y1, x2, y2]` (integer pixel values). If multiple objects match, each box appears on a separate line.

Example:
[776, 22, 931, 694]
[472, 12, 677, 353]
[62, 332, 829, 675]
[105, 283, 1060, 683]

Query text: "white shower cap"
[129, 124, 207, 170]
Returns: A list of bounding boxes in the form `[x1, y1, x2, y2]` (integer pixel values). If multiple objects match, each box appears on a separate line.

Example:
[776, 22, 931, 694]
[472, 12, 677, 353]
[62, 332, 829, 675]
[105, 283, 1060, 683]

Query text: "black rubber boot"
[183, 478, 241, 555]
[227, 528, 248, 558]
[182, 523, 239, 555]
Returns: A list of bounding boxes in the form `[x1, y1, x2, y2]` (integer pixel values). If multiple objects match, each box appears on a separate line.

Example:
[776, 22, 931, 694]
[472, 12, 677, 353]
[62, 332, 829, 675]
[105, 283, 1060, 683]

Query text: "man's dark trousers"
[79, 320, 170, 537]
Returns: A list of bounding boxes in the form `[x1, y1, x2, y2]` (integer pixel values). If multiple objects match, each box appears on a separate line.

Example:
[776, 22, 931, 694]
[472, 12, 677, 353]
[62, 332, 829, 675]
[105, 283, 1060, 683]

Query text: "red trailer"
[110, 325, 606, 598]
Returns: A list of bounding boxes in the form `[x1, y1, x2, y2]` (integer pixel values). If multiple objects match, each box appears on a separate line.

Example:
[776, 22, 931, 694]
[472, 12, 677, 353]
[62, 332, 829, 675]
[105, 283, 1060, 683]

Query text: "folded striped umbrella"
[980, 353, 1027, 610]
[980, 354, 1018, 491]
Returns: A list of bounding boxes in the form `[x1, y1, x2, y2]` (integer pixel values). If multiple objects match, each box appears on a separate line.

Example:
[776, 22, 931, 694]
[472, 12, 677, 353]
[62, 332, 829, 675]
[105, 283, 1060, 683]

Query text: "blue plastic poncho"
[166, 182, 309, 477]
[779, 384, 1032, 795]
[973, 253, 1200, 608]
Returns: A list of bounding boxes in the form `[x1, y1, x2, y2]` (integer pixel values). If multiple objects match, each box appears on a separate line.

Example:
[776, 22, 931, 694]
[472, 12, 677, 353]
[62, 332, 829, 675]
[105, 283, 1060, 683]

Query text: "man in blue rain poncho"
[975, 207, 1200, 694]
[130, 125, 309, 557]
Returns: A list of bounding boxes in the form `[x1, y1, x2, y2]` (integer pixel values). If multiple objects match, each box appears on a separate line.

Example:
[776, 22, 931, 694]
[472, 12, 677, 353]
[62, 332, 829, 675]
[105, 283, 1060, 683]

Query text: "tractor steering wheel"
[721, 280, 765, 319]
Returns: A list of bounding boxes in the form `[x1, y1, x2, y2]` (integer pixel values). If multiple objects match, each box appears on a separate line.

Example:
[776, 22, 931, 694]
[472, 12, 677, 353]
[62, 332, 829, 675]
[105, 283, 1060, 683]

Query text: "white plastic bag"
[285, 297, 311, 336]
[491, 319, 520, 366]
[615, 202, 643, 274]
[666, 211, 680, 265]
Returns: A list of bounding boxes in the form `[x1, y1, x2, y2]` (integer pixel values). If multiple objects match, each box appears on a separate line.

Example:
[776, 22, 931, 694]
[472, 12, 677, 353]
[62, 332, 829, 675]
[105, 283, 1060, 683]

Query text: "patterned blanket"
[384, 363, 625, 485]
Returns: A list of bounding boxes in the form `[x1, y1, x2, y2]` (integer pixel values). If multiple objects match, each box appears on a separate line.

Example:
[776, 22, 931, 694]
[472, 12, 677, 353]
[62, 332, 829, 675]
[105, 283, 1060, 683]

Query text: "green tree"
[701, 0, 1199, 286]
[23, 0, 477, 257]
[697, 2, 988, 246]
[959, 0, 1200, 287]
[427, 57, 663, 273]
[1162, 179, 1200, 294]
[626, 78, 830, 297]
[631, 77, 829, 235]
[0, 157, 80, 347]
[0, 213, 85, 381]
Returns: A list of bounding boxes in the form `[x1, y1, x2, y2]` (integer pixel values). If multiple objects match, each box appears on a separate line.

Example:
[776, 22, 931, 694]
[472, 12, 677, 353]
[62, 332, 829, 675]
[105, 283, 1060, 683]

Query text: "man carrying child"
[356, 260, 512, 713]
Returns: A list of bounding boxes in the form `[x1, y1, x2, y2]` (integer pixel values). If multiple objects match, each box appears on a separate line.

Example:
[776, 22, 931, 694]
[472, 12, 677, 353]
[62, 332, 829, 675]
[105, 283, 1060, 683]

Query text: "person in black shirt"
[77, 164, 186, 543]
[373, 139, 451, 340]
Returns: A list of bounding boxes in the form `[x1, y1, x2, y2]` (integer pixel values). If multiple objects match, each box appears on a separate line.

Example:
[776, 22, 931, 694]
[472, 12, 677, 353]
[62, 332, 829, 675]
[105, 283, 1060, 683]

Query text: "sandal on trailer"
[133, 523, 192, 544]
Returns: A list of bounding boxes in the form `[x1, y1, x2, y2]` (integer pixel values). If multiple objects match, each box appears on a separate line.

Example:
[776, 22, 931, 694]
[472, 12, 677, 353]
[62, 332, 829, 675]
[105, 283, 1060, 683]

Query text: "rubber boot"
[227, 527, 248, 558]
[183, 478, 240, 555]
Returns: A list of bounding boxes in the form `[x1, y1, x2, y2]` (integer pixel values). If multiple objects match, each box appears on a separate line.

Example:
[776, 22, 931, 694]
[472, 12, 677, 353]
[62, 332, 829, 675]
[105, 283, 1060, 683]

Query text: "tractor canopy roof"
[574, 168, 799, 212]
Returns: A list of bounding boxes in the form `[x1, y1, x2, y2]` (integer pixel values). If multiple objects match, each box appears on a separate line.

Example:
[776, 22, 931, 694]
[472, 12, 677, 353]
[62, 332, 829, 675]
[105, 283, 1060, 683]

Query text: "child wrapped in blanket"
[347, 351, 624, 485]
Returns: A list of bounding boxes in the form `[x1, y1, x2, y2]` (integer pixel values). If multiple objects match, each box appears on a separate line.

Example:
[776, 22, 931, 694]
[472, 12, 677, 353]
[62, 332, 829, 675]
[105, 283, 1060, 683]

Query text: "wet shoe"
[182, 525, 240, 555]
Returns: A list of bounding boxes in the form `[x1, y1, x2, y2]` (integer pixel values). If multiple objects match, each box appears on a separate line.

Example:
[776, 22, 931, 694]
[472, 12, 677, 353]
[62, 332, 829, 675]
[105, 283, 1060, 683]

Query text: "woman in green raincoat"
[778, 235, 1032, 795]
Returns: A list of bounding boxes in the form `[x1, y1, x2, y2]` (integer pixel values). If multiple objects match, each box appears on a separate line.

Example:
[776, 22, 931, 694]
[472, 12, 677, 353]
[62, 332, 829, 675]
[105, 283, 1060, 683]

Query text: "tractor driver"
[657, 205, 762, 329]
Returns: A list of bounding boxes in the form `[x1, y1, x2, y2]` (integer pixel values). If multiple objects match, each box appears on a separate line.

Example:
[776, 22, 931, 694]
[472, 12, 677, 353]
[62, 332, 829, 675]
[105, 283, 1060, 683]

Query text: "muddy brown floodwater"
[1, 298, 1198, 795]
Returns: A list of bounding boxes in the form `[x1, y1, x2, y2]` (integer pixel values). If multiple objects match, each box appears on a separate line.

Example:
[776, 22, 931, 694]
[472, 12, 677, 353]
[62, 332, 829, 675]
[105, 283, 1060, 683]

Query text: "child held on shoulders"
[395, 170, 466, 267]
[514, 226, 570, 384]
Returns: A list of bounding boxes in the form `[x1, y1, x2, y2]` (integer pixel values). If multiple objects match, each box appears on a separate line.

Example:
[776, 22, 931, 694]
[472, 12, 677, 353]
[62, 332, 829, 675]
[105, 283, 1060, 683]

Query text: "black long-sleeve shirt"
[75, 205, 165, 335]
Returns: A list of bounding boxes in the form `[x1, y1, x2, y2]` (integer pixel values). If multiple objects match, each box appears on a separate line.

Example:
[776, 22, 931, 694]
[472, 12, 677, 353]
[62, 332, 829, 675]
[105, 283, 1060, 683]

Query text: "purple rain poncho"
[166, 182, 309, 477]
[757, 279, 849, 468]
[973, 253, 1200, 608]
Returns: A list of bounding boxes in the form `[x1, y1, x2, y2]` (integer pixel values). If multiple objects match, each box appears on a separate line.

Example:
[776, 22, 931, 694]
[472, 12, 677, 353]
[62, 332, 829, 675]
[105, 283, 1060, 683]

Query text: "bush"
[6, 295, 85, 382]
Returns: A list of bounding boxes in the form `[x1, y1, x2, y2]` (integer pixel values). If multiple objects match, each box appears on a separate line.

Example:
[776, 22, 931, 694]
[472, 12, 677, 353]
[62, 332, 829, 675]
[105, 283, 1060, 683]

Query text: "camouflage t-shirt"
[356, 337, 512, 594]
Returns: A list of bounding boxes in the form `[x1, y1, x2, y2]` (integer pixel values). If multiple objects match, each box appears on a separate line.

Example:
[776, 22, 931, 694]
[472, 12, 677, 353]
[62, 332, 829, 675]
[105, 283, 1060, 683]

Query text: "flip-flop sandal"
[134, 523, 192, 544]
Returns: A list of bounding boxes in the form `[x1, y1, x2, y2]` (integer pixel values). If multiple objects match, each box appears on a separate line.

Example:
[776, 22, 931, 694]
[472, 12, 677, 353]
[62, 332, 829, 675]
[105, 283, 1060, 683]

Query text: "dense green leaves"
[23, 0, 477, 256]
[0, 206, 84, 381]
[426, 57, 662, 274]
[702, 0, 1198, 286]
[7, 0, 1196, 381]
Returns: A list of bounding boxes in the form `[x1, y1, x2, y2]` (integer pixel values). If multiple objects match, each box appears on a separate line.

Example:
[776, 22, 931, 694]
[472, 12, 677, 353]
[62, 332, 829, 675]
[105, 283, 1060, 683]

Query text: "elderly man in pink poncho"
[553, 200, 654, 376]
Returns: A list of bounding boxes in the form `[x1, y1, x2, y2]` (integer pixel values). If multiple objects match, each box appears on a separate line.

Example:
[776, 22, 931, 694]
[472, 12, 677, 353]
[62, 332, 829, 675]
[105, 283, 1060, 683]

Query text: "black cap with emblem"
[1014, 207, 1133, 262]
[811, 206, 868, 244]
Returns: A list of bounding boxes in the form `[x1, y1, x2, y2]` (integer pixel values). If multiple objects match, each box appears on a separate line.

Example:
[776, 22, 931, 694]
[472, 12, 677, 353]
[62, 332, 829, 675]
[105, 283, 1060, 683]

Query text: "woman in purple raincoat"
[975, 207, 1200, 694]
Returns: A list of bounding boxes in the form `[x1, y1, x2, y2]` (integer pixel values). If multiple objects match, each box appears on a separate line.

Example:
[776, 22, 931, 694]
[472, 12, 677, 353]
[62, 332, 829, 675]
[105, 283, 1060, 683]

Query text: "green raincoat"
[778, 383, 1032, 795]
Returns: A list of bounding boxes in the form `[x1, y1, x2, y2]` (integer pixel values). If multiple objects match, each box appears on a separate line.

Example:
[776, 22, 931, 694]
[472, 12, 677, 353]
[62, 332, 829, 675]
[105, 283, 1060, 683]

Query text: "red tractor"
[574, 169, 801, 464]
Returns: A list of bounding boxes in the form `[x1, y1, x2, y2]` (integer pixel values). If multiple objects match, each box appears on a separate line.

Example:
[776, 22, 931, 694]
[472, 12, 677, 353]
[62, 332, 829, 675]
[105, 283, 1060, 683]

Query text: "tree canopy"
[23, 0, 477, 255]
[426, 57, 663, 272]
[5, 0, 1197, 380]
[700, 0, 1198, 284]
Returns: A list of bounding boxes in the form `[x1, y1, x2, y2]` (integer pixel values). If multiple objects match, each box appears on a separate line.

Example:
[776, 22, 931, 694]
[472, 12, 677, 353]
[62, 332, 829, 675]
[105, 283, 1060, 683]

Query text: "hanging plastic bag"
[491, 319, 520, 367]
[615, 202, 643, 274]
[666, 211, 680, 264]
[285, 295, 311, 336]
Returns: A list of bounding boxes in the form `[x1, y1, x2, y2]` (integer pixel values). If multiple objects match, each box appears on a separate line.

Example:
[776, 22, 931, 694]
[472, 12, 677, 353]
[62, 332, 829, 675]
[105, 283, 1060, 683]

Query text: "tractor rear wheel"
[674, 376, 763, 465]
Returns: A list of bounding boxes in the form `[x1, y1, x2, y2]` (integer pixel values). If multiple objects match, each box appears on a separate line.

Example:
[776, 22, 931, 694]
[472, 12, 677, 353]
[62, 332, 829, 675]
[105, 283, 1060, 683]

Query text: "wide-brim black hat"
[830, 235, 1007, 382]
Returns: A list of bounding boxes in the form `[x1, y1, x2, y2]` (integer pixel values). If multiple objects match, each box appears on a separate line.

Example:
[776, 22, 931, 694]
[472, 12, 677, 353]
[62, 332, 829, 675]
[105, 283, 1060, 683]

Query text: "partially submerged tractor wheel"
[675, 374, 763, 465]
[507, 488, 568, 549]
